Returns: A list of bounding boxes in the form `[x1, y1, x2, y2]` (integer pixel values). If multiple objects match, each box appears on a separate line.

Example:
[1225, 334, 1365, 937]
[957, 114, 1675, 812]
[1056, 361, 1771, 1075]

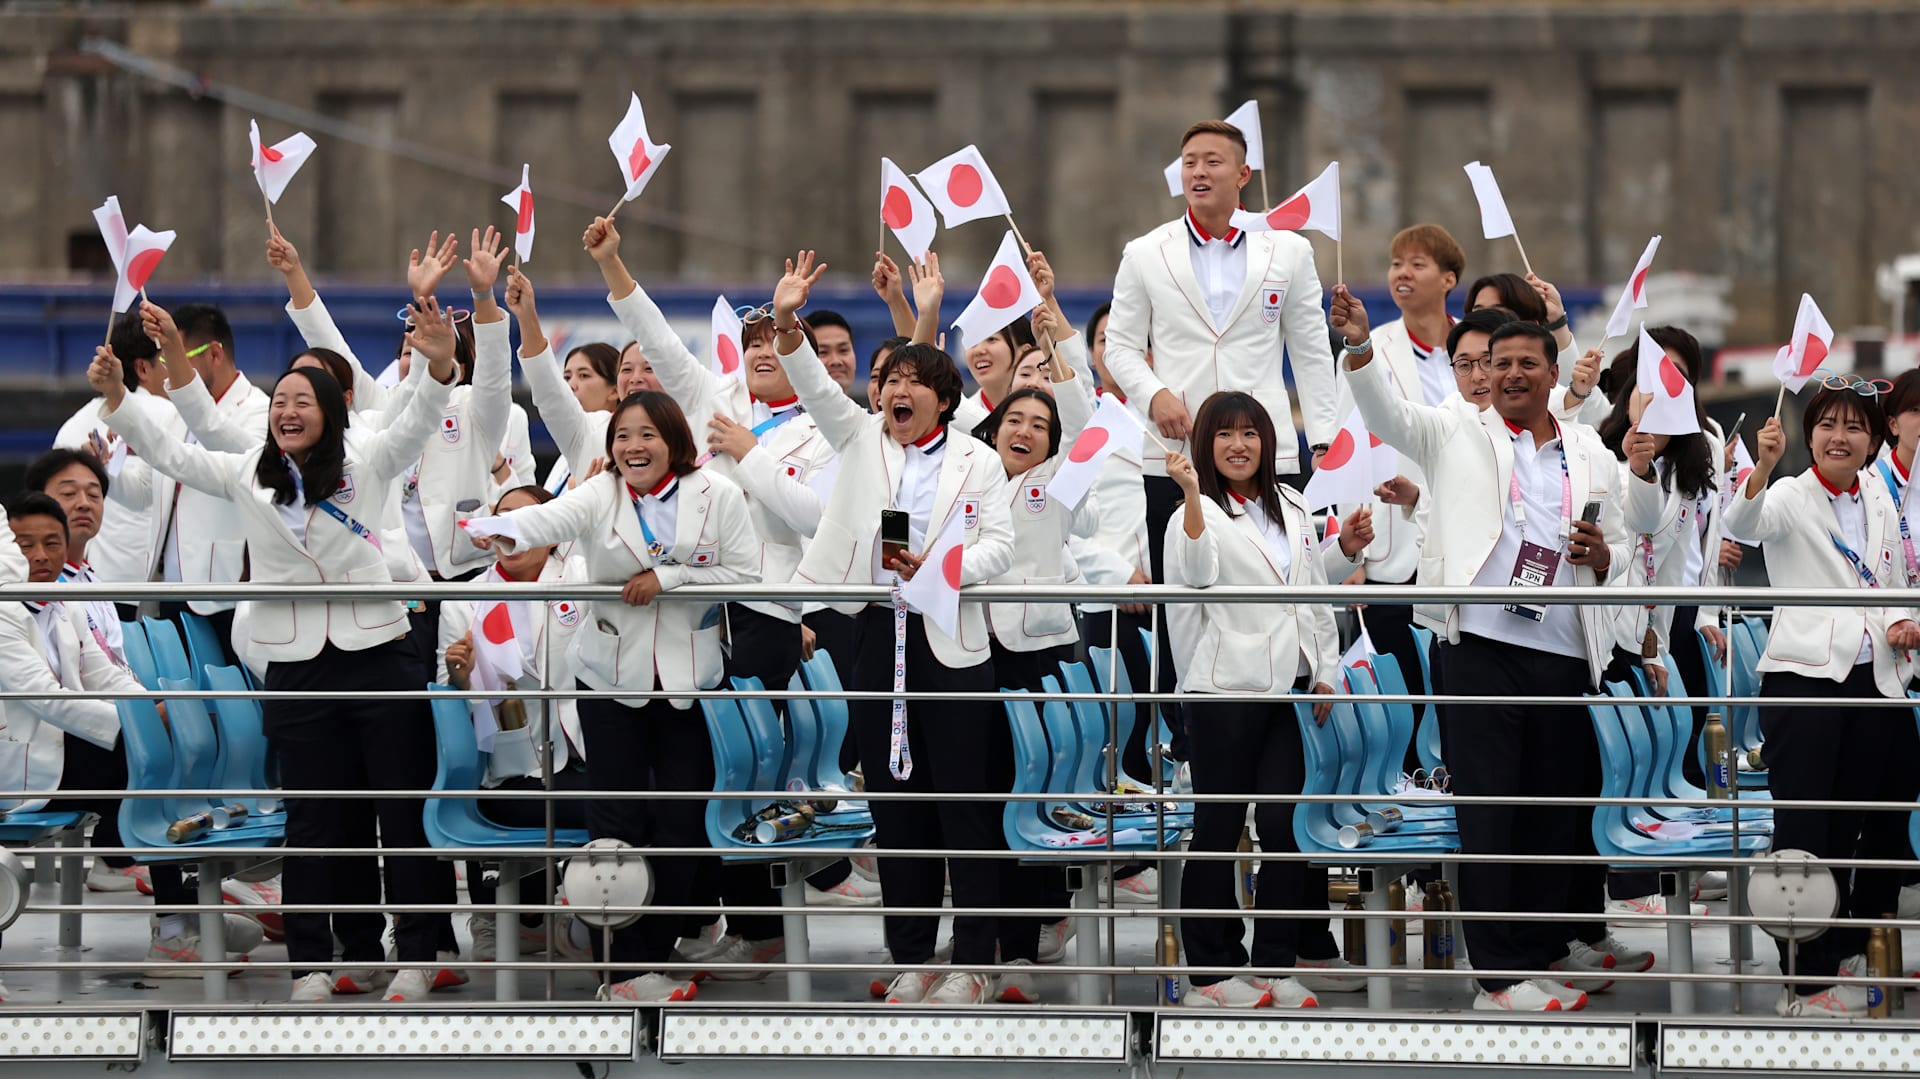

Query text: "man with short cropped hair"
[26, 448, 123, 663]
[806, 309, 861, 399]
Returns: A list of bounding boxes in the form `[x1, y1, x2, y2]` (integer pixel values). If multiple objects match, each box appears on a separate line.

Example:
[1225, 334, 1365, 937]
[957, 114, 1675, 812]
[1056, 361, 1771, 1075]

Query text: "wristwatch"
[1341, 339, 1373, 356]
[1545, 313, 1569, 332]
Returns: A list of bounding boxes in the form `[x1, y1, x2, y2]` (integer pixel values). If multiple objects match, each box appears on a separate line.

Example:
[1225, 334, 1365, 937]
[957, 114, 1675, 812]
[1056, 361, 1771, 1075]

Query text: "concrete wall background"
[2, 3, 1919, 344]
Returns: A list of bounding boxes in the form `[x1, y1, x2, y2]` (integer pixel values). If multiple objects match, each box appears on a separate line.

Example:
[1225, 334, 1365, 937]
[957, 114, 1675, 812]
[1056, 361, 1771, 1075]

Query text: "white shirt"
[26, 602, 64, 680]
[627, 475, 681, 563]
[1237, 495, 1294, 578]
[1184, 209, 1247, 332]
[58, 562, 124, 664]
[1409, 323, 1455, 408]
[401, 464, 435, 570]
[895, 428, 947, 551]
[751, 398, 805, 445]
[1460, 419, 1586, 660]
[1826, 476, 1874, 664]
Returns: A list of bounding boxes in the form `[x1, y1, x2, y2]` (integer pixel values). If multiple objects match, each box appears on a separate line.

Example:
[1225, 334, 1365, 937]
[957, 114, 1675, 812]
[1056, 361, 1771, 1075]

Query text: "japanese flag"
[115, 225, 176, 314]
[473, 599, 529, 684]
[1772, 293, 1834, 394]
[1339, 626, 1376, 680]
[500, 163, 535, 263]
[1319, 512, 1341, 551]
[912, 144, 1011, 228]
[1604, 235, 1661, 341]
[1163, 99, 1265, 196]
[898, 508, 967, 638]
[1231, 161, 1341, 239]
[93, 196, 128, 277]
[880, 156, 937, 261]
[1634, 326, 1701, 437]
[1301, 407, 1379, 511]
[1720, 436, 1757, 544]
[608, 92, 672, 202]
[710, 295, 744, 381]
[1462, 161, 1516, 240]
[1046, 395, 1146, 510]
[248, 119, 316, 205]
[950, 231, 1041, 355]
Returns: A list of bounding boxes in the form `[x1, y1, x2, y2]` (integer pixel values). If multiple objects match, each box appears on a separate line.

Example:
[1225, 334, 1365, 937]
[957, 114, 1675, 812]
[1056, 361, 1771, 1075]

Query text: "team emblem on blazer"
[440, 413, 462, 444]
[334, 473, 355, 504]
[1025, 485, 1046, 513]
[690, 547, 716, 566]
[552, 600, 581, 626]
[963, 499, 979, 529]
[1261, 288, 1283, 324]
[785, 464, 801, 479]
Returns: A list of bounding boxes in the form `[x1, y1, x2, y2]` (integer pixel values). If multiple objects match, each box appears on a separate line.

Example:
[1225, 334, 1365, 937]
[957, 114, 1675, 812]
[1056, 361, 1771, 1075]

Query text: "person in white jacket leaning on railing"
[89, 298, 462, 1007]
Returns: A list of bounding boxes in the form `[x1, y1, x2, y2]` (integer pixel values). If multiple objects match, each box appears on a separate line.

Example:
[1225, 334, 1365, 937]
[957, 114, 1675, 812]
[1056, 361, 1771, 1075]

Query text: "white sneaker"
[1295, 956, 1367, 993]
[850, 853, 880, 882]
[1694, 871, 1730, 901]
[1247, 975, 1321, 1008]
[1475, 979, 1586, 1012]
[1182, 975, 1277, 1008]
[1096, 868, 1160, 905]
[885, 970, 941, 1004]
[995, 958, 1040, 1004]
[1590, 933, 1655, 973]
[806, 873, 883, 906]
[1548, 940, 1618, 993]
[468, 915, 498, 963]
[86, 862, 148, 893]
[700, 935, 785, 982]
[383, 969, 432, 1002]
[290, 972, 333, 1003]
[0, 977, 12, 1002]
[385, 943, 469, 990]
[144, 915, 264, 977]
[927, 971, 992, 1005]
[673, 921, 730, 964]
[1777, 983, 1870, 1017]
[1037, 919, 1074, 964]
[221, 876, 285, 940]
[555, 914, 592, 963]
[602, 973, 697, 1003]
[332, 969, 385, 995]
[1607, 894, 1707, 924]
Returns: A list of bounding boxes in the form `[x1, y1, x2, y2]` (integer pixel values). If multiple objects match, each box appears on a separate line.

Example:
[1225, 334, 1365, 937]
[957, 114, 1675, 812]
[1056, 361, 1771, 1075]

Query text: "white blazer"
[494, 403, 537, 499]
[105, 374, 453, 663]
[490, 469, 759, 708]
[1723, 469, 1916, 697]
[1617, 428, 1727, 658]
[606, 285, 840, 624]
[989, 455, 1098, 652]
[0, 602, 142, 812]
[1165, 484, 1342, 693]
[0, 510, 19, 584]
[436, 555, 587, 781]
[1348, 357, 1633, 685]
[112, 374, 267, 615]
[1332, 318, 1431, 584]
[1102, 217, 1338, 476]
[950, 333, 1099, 441]
[54, 390, 184, 586]
[775, 337, 1014, 668]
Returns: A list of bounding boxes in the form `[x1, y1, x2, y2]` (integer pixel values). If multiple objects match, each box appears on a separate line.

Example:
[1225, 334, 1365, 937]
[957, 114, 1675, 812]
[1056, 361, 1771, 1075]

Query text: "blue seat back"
[731, 677, 788, 796]
[179, 612, 226, 690]
[142, 617, 193, 684]
[1604, 679, 1660, 802]
[1324, 688, 1370, 798]
[1408, 624, 1443, 771]
[1586, 697, 1641, 853]
[157, 675, 221, 815]
[121, 619, 159, 689]
[1034, 676, 1081, 795]
[117, 696, 176, 848]
[1351, 662, 1413, 796]
[1001, 695, 1057, 849]
[1085, 646, 1139, 771]
[796, 652, 851, 787]
[203, 665, 273, 812]
[1057, 661, 1112, 796]
[1728, 619, 1764, 749]
[429, 689, 483, 792]
[784, 672, 822, 790]
[1292, 697, 1349, 851]
[701, 695, 759, 845]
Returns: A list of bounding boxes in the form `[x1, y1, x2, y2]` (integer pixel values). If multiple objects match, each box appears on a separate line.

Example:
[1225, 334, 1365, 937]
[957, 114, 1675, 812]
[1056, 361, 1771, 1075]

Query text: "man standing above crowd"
[1101, 118, 1339, 582]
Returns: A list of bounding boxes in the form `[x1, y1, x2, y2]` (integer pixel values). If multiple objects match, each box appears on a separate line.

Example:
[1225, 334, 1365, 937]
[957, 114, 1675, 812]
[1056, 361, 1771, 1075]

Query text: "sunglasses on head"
[736, 301, 776, 325]
[1811, 368, 1893, 397]
[394, 305, 473, 331]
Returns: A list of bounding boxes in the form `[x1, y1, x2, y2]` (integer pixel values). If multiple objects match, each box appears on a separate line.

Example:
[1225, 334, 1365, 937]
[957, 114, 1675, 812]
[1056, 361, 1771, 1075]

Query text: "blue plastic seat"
[1587, 688, 1769, 862]
[179, 612, 233, 690]
[702, 687, 871, 859]
[120, 618, 159, 689]
[1295, 697, 1455, 856]
[1407, 625, 1443, 771]
[423, 688, 590, 851]
[1342, 665, 1454, 829]
[1727, 619, 1765, 751]
[794, 652, 852, 788]
[1607, 680, 1770, 826]
[1001, 694, 1179, 855]
[0, 810, 90, 844]
[142, 617, 193, 684]
[202, 665, 281, 817]
[119, 698, 284, 860]
[734, 676, 867, 827]
[1089, 642, 1177, 786]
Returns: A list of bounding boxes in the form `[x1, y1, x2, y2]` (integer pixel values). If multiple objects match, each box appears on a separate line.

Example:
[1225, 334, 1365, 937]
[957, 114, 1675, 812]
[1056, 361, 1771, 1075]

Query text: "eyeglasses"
[393, 305, 473, 329]
[736, 301, 776, 325]
[1449, 356, 1491, 374]
[1811, 369, 1893, 397]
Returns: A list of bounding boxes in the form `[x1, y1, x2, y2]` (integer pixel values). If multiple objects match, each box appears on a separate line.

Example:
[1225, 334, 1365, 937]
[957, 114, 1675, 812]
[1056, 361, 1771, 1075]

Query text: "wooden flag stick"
[1259, 170, 1272, 212]
[1774, 383, 1788, 419]
[606, 194, 627, 223]
[1511, 233, 1535, 277]
[262, 189, 275, 230]
[1336, 238, 1344, 287]
[1004, 213, 1033, 256]
[102, 308, 116, 349]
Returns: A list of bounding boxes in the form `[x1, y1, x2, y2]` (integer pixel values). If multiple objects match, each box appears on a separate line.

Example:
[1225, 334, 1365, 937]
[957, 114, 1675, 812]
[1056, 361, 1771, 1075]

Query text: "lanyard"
[285, 453, 380, 549]
[751, 406, 803, 440]
[632, 499, 667, 560]
[1508, 439, 1571, 543]
[1877, 459, 1919, 584]
[888, 578, 914, 781]
[548, 467, 570, 495]
[1829, 534, 1882, 589]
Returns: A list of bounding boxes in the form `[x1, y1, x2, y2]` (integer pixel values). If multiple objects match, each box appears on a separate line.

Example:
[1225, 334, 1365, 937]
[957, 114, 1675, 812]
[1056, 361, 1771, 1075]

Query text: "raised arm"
[584, 216, 723, 413]
[873, 252, 915, 336]
[91, 356, 247, 503]
[1621, 425, 1667, 536]
[488, 472, 610, 553]
[356, 299, 460, 482]
[769, 252, 870, 451]
[1330, 285, 1455, 469]
[137, 301, 260, 453]
[730, 442, 829, 537]
[463, 227, 514, 462]
[1165, 453, 1218, 587]
[266, 223, 393, 411]
[1723, 416, 1792, 543]
[906, 252, 944, 347]
[504, 267, 598, 471]
[957, 468, 1015, 586]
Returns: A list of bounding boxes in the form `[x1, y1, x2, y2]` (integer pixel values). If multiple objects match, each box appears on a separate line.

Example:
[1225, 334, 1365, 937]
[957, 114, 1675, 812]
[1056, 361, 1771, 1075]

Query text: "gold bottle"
[1423, 881, 1455, 970]
[1161, 923, 1183, 1005]
[1703, 712, 1730, 799]
[1343, 893, 1367, 962]
[496, 696, 529, 731]
[1388, 880, 1408, 968]
[1235, 826, 1255, 909]
[1868, 926, 1893, 1017]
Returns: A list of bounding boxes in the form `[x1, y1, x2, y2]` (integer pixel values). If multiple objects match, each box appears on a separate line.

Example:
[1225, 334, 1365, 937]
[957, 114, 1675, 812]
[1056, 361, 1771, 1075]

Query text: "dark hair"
[744, 313, 816, 353]
[977, 387, 1063, 462]
[807, 309, 852, 338]
[288, 347, 354, 401]
[1487, 320, 1559, 366]
[1390, 225, 1466, 283]
[874, 343, 965, 423]
[26, 447, 110, 500]
[1885, 369, 1920, 424]
[870, 335, 909, 370]
[109, 316, 159, 392]
[173, 304, 235, 359]
[1190, 391, 1287, 536]
[1463, 273, 1548, 324]
[6, 491, 68, 538]
[1180, 119, 1248, 159]
[604, 390, 698, 478]
[1444, 308, 1518, 359]
[564, 342, 620, 389]
[1084, 301, 1111, 344]
[1595, 327, 1713, 501]
[1802, 385, 1886, 462]
[253, 367, 350, 507]
[493, 484, 555, 512]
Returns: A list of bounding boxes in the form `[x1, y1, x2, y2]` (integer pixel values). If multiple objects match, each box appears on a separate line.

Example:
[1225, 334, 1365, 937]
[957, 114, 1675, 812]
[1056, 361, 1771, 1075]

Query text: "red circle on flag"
[261, 144, 284, 164]
[882, 186, 915, 229]
[1629, 264, 1650, 300]
[1798, 335, 1829, 377]
[1658, 356, 1687, 397]
[1736, 467, 1753, 487]
[516, 191, 534, 233]
[981, 265, 1023, 309]
[480, 603, 514, 645]
[1266, 193, 1311, 231]
[1067, 426, 1110, 463]
[947, 164, 984, 208]
[1368, 434, 1384, 448]
[1320, 428, 1357, 470]
[716, 335, 740, 373]
[941, 543, 965, 588]
[126, 247, 166, 290]
[627, 141, 652, 181]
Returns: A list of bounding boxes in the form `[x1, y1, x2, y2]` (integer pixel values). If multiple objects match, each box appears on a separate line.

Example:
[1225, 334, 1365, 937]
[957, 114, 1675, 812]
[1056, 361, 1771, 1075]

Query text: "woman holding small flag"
[464, 388, 759, 1004]
[87, 299, 462, 1005]
[1732, 385, 1920, 1017]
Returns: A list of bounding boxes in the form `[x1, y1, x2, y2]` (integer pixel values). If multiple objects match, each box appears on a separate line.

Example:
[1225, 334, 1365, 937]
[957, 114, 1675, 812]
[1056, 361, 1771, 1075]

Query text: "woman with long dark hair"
[89, 298, 463, 1004]
[1163, 391, 1348, 1009]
